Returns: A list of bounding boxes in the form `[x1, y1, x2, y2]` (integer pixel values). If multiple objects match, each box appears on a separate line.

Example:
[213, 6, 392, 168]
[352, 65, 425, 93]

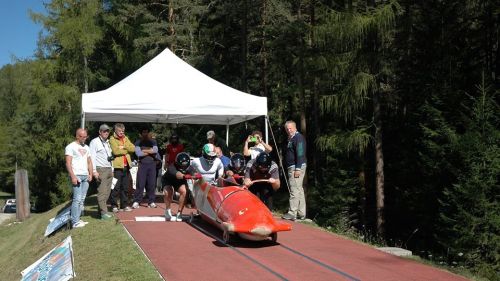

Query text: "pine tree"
[438, 77, 499, 279]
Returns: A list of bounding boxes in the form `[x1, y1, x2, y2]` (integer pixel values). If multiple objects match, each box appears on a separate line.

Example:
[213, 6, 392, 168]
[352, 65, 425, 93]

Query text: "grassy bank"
[0, 195, 162, 281]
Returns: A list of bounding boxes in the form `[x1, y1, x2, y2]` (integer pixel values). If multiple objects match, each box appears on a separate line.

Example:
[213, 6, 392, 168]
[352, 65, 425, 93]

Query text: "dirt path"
[0, 213, 15, 225]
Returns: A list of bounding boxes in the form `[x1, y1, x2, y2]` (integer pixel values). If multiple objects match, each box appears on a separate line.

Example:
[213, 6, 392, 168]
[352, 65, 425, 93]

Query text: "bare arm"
[243, 135, 251, 156]
[261, 141, 273, 153]
[65, 155, 78, 185]
[87, 156, 93, 181]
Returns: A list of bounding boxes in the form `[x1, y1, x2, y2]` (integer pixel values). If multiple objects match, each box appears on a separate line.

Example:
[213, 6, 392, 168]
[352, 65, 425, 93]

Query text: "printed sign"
[44, 206, 71, 237]
[21, 236, 75, 281]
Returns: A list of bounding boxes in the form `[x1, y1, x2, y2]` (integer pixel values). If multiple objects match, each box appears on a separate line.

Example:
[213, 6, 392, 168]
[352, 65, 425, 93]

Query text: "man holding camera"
[89, 124, 114, 220]
[243, 130, 273, 160]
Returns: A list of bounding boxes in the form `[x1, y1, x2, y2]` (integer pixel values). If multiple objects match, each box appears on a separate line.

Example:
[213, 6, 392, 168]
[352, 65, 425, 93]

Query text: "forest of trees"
[0, 1, 498, 279]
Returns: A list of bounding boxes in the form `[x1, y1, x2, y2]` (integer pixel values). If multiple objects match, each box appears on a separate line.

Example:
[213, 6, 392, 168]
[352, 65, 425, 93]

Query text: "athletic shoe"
[281, 213, 296, 221]
[72, 221, 86, 228]
[165, 209, 176, 221]
[148, 203, 157, 208]
[132, 202, 140, 209]
[175, 213, 183, 222]
[112, 207, 119, 213]
[124, 206, 132, 212]
[78, 220, 89, 225]
[101, 213, 113, 220]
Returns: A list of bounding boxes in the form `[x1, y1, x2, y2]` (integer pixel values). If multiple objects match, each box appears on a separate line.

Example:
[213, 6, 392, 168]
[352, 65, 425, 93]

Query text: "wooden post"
[15, 169, 30, 221]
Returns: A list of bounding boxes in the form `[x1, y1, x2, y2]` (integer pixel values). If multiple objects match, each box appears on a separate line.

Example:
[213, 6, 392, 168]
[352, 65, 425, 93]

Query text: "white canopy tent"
[81, 48, 268, 143]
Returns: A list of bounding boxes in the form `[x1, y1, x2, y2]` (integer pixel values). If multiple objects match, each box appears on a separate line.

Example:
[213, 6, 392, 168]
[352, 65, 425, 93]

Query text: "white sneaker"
[132, 202, 140, 209]
[124, 206, 132, 212]
[112, 207, 119, 213]
[72, 221, 86, 228]
[175, 213, 183, 222]
[165, 209, 174, 221]
[78, 220, 89, 225]
[148, 203, 157, 208]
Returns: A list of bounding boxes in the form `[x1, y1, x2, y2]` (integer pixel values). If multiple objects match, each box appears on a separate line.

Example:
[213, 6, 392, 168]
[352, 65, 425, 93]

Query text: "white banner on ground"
[44, 206, 71, 237]
[21, 236, 75, 281]
[135, 216, 166, 222]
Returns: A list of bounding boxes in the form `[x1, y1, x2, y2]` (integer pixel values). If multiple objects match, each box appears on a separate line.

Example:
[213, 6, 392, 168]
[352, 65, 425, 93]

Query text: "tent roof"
[82, 48, 267, 125]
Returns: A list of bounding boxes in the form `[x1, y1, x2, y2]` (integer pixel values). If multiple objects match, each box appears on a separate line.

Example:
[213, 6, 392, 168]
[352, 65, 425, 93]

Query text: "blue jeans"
[134, 161, 157, 204]
[71, 175, 89, 225]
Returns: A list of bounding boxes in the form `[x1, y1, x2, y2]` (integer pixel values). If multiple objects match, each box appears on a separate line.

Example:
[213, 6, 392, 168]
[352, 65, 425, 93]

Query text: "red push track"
[116, 203, 470, 281]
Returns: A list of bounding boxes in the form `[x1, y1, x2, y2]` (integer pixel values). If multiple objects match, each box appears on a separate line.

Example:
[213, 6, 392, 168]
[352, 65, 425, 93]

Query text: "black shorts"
[161, 175, 187, 191]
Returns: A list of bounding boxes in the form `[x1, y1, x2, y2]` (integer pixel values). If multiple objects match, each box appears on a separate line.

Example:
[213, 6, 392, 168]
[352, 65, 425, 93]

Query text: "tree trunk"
[83, 55, 88, 93]
[241, 0, 248, 92]
[260, 0, 268, 97]
[168, 0, 175, 51]
[373, 90, 385, 236]
[358, 162, 367, 228]
[310, 0, 318, 185]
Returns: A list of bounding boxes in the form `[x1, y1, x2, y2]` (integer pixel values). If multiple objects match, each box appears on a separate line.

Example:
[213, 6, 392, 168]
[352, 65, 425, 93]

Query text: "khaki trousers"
[287, 166, 306, 218]
[96, 167, 113, 215]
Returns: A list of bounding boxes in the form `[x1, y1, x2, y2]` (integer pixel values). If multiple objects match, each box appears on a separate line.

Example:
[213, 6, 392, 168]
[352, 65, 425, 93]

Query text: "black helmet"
[175, 152, 191, 173]
[255, 152, 272, 173]
[229, 153, 246, 174]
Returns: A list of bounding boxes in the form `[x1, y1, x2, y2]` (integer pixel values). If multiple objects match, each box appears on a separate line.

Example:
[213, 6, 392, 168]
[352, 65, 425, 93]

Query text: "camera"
[250, 136, 257, 142]
[107, 155, 115, 162]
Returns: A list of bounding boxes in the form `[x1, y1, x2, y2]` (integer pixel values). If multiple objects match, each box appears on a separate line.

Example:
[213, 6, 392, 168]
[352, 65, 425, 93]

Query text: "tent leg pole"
[265, 116, 269, 143]
[81, 112, 86, 129]
[226, 124, 230, 147]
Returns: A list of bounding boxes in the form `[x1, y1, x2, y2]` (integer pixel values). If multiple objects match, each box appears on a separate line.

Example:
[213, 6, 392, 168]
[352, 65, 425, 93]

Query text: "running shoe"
[175, 213, 183, 222]
[281, 213, 296, 221]
[165, 209, 176, 222]
[72, 221, 86, 228]
[101, 213, 113, 220]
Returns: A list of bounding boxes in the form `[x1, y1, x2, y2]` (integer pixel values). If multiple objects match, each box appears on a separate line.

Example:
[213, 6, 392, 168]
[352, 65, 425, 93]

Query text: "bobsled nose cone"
[250, 226, 272, 236]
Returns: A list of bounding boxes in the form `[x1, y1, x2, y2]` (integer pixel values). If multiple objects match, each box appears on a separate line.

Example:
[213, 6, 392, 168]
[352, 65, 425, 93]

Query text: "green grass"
[0, 195, 162, 281]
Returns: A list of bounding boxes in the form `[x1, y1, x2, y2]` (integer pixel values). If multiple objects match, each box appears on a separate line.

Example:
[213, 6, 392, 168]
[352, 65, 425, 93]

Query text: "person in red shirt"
[164, 133, 184, 167]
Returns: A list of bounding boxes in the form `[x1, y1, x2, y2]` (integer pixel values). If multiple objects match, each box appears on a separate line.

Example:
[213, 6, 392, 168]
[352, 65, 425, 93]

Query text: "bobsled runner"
[187, 178, 292, 243]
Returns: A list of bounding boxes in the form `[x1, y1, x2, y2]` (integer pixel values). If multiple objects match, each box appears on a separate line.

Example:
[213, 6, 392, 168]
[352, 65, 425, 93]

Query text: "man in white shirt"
[191, 143, 224, 184]
[89, 124, 113, 220]
[65, 128, 93, 228]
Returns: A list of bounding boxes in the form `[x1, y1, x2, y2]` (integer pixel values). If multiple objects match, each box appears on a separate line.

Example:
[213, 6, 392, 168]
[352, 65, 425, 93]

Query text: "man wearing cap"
[206, 130, 230, 156]
[191, 143, 224, 183]
[89, 124, 114, 219]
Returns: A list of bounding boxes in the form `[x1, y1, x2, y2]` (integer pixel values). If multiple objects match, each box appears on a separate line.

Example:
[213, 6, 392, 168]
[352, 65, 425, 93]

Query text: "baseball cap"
[206, 130, 215, 139]
[99, 124, 110, 131]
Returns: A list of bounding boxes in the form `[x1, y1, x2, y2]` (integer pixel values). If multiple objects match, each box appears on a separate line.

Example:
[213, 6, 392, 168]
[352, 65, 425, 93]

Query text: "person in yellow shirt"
[109, 123, 135, 212]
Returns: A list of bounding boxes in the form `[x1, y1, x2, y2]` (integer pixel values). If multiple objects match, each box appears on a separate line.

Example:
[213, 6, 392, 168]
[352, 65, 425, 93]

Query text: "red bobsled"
[187, 179, 292, 243]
